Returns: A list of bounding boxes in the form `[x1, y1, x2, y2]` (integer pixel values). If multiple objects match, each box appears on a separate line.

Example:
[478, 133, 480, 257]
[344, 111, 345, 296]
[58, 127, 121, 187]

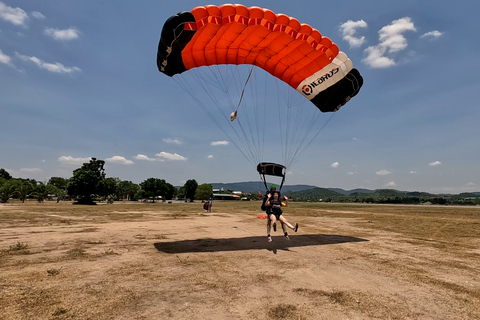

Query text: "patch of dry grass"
[267, 303, 299, 320]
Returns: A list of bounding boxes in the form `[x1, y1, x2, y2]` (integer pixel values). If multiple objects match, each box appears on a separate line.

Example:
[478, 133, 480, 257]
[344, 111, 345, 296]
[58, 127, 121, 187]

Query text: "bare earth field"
[0, 201, 479, 320]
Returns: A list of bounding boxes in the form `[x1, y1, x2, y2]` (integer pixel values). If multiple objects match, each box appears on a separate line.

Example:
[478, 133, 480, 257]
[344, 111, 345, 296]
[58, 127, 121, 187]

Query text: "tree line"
[0, 158, 213, 204]
[289, 187, 480, 206]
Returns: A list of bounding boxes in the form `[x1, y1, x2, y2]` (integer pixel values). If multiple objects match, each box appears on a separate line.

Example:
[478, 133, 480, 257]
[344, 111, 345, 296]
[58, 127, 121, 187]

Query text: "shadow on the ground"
[153, 234, 368, 254]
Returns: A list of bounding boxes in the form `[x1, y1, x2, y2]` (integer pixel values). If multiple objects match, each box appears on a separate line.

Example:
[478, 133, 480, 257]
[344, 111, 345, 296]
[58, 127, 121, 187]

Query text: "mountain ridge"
[209, 181, 480, 197]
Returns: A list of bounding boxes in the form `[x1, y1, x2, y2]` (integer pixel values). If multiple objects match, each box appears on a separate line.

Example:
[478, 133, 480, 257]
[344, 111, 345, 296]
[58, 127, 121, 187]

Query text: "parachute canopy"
[157, 4, 363, 113]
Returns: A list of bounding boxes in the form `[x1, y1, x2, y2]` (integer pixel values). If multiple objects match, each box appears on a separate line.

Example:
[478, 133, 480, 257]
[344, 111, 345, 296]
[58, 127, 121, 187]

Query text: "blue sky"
[1, 1, 479, 194]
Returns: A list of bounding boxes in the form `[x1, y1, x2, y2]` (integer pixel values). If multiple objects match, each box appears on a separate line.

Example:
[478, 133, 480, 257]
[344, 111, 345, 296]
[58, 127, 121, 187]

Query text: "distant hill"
[210, 181, 318, 193]
[328, 188, 375, 195]
[291, 187, 344, 199]
[206, 181, 480, 199]
[290, 188, 414, 201]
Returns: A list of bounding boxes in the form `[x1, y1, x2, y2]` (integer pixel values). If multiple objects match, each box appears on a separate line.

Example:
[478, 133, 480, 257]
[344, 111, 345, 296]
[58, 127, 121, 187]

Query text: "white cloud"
[363, 17, 416, 68]
[384, 181, 397, 188]
[376, 169, 391, 176]
[211, 140, 229, 146]
[31, 11, 45, 20]
[347, 171, 355, 175]
[331, 162, 339, 168]
[155, 152, 187, 161]
[44, 27, 80, 40]
[15, 53, 81, 73]
[207, 155, 214, 159]
[106, 156, 134, 165]
[378, 18, 416, 52]
[163, 138, 182, 145]
[0, 2, 28, 26]
[58, 156, 91, 165]
[363, 46, 396, 68]
[6, 168, 43, 179]
[134, 154, 156, 161]
[0, 49, 12, 65]
[19, 168, 42, 173]
[420, 30, 443, 39]
[429, 161, 442, 166]
[409, 171, 417, 174]
[340, 20, 367, 48]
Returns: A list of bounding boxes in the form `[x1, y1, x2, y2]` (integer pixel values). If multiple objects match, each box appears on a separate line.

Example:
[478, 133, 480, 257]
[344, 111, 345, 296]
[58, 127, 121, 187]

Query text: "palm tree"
[32, 183, 48, 203]
[16, 181, 33, 203]
[0, 181, 17, 203]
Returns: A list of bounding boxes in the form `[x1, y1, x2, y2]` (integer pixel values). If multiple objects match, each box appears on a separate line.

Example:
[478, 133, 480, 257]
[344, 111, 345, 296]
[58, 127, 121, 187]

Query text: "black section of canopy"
[257, 162, 286, 191]
[311, 68, 363, 112]
[257, 162, 286, 177]
[157, 11, 196, 77]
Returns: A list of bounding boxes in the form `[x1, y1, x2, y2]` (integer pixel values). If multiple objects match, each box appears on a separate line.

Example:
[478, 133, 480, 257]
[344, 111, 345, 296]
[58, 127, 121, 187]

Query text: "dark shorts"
[267, 209, 282, 220]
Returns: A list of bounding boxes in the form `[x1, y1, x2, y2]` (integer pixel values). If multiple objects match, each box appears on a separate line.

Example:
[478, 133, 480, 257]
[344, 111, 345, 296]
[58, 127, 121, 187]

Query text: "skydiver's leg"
[281, 222, 289, 239]
[267, 215, 277, 242]
[278, 215, 295, 230]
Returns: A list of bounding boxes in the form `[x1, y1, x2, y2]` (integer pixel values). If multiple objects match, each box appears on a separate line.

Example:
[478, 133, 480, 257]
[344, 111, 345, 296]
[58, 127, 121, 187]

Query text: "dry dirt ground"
[0, 201, 479, 320]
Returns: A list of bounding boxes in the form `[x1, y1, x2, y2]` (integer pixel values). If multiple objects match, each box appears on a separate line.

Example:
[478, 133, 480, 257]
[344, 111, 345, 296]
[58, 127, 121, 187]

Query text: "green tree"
[48, 177, 68, 190]
[0, 168, 12, 180]
[139, 178, 176, 201]
[183, 179, 198, 202]
[54, 187, 67, 202]
[0, 180, 17, 203]
[164, 182, 176, 200]
[176, 186, 186, 199]
[16, 180, 34, 203]
[117, 180, 139, 201]
[97, 177, 119, 198]
[195, 183, 213, 201]
[33, 182, 49, 203]
[67, 158, 106, 205]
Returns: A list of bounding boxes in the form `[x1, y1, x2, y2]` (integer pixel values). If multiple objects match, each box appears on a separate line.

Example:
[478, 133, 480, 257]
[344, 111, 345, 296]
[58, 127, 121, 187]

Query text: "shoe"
[267, 236, 272, 243]
[273, 222, 277, 232]
[294, 223, 298, 232]
[284, 232, 289, 240]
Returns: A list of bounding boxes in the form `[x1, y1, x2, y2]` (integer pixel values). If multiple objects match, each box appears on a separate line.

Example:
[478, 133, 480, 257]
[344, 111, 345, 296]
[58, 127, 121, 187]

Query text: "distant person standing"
[207, 199, 213, 212]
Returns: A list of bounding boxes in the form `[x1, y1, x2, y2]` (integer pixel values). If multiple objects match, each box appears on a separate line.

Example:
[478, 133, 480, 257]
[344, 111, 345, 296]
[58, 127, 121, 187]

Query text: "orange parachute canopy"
[157, 4, 362, 112]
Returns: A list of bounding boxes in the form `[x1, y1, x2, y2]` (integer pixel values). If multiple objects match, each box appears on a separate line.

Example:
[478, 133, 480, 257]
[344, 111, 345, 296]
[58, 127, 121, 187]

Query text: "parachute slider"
[257, 162, 287, 191]
[257, 162, 286, 178]
[230, 110, 237, 122]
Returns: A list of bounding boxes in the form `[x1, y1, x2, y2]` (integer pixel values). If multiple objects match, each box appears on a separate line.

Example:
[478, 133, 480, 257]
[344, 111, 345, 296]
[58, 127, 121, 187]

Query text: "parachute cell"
[157, 4, 363, 113]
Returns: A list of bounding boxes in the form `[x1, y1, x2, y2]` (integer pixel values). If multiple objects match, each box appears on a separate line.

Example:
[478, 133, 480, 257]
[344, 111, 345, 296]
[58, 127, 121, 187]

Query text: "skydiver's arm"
[266, 193, 271, 206]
